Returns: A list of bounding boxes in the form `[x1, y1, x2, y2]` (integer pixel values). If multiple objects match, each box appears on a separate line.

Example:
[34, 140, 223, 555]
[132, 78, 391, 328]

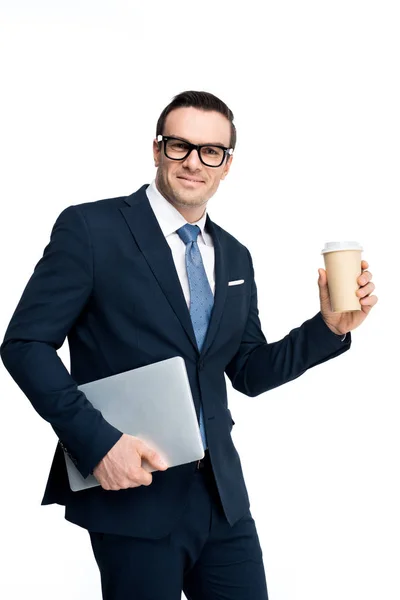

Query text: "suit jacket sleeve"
[225, 250, 351, 396]
[0, 206, 123, 478]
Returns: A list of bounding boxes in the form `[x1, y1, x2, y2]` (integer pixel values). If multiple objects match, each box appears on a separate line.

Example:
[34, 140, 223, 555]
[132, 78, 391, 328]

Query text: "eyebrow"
[166, 134, 230, 148]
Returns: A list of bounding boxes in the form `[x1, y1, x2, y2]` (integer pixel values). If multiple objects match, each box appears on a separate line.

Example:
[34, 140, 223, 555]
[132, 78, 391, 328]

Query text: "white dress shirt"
[146, 180, 215, 309]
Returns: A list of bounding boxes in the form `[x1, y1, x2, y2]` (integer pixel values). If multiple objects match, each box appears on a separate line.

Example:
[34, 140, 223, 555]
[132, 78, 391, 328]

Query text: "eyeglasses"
[157, 135, 233, 168]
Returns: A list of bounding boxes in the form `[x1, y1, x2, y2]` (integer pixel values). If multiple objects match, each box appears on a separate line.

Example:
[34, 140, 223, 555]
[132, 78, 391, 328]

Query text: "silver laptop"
[64, 356, 205, 492]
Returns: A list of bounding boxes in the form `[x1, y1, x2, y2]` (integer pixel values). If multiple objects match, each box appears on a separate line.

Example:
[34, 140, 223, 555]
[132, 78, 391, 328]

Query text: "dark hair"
[156, 90, 236, 149]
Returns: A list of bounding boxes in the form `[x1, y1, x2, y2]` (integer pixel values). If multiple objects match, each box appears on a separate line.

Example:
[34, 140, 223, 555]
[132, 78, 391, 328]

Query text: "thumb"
[139, 443, 168, 471]
[318, 268, 331, 310]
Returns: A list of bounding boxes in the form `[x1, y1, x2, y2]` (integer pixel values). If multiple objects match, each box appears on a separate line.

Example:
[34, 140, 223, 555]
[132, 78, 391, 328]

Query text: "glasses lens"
[164, 139, 191, 159]
[200, 146, 225, 167]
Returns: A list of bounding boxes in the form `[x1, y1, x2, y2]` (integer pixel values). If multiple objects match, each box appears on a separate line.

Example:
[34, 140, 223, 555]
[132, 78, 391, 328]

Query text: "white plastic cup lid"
[321, 241, 363, 254]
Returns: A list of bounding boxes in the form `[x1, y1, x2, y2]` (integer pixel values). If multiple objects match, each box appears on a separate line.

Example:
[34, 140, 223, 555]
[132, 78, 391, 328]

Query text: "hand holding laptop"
[64, 357, 204, 492]
[93, 433, 168, 491]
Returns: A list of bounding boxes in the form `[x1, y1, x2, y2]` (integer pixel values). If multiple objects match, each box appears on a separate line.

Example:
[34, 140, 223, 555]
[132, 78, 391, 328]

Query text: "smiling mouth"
[177, 176, 205, 184]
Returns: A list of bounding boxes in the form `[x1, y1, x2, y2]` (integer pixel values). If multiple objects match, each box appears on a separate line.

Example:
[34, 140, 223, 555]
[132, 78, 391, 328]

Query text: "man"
[1, 91, 377, 600]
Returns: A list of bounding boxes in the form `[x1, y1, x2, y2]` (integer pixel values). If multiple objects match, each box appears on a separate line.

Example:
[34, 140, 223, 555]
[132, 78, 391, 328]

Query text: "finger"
[141, 445, 168, 470]
[361, 260, 369, 270]
[358, 270, 372, 286]
[135, 468, 153, 487]
[356, 282, 375, 297]
[360, 294, 378, 307]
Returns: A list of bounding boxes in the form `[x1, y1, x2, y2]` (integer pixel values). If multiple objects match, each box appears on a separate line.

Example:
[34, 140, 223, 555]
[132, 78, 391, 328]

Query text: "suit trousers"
[88, 452, 269, 600]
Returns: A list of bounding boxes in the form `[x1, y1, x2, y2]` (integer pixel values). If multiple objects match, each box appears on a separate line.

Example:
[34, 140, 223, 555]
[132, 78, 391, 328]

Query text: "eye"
[202, 146, 223, 156]
[171, 141, 190, 151]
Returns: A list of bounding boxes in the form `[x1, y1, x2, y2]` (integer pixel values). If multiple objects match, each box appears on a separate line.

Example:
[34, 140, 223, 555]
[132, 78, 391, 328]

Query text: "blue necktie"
[177, 223, 213, 450]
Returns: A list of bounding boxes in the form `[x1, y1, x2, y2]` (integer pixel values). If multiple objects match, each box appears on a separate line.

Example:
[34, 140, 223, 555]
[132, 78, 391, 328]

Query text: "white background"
[0, 2, 399, 599]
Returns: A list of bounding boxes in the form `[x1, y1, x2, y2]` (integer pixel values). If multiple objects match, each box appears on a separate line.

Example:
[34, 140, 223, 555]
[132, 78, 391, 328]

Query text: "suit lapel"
[120, 186, 229, 357]
[120, 186, 198, 352]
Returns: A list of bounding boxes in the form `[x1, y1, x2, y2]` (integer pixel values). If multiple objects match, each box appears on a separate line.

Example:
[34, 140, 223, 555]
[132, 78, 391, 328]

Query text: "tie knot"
[176, 223, 200, 245]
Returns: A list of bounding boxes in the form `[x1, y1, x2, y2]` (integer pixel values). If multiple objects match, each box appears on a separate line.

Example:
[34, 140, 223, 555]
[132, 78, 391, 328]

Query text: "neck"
[174, 205, 206, 223]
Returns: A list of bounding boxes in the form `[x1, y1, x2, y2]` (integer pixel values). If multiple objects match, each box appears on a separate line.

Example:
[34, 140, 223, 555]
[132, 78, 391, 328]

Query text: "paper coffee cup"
[321, 241, 363, 313]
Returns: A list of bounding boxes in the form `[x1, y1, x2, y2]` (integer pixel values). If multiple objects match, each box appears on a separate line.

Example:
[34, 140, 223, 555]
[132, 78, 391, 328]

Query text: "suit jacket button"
[198, 359, 204, 370]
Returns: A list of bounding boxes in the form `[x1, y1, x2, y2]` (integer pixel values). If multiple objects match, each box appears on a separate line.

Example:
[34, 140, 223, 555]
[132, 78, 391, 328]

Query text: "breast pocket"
[219, 284, 250, 343]
[226, 280, 248, 297]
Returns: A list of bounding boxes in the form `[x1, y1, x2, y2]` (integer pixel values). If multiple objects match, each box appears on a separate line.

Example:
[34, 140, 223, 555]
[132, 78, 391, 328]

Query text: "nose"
[182, 148, 202, 171]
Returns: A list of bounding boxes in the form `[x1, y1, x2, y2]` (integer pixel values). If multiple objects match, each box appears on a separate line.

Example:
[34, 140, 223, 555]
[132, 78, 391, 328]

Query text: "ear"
[153, 138, 161, 167]
[220, 154, 233, 180]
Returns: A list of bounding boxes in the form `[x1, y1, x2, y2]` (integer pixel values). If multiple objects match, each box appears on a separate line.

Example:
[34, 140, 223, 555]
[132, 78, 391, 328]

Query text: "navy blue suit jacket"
[1, 184, 351, 537]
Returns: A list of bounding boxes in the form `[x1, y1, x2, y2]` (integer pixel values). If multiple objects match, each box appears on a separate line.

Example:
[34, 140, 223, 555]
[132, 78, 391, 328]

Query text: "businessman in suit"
[1, 90, 377, 599]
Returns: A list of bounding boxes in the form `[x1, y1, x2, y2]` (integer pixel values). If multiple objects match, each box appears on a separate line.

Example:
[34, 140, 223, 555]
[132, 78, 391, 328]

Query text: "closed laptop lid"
[64, 356, 204, 492]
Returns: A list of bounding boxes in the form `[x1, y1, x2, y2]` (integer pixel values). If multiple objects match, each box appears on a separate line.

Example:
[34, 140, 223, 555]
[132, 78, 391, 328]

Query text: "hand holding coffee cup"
[317, 242, 378, 336]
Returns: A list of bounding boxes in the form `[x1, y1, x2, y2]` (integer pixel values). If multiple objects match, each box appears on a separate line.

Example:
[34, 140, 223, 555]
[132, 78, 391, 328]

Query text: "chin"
[171, 186, 205, 206]
[175, 194, 206, 208]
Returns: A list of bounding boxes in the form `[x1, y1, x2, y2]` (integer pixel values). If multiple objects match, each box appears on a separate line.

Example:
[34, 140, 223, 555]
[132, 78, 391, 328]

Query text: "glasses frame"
[157, 135, 233, 168]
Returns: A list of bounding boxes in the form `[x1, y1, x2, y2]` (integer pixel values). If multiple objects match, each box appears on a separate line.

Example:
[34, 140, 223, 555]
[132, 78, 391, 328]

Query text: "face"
[153, 107, 233, 217]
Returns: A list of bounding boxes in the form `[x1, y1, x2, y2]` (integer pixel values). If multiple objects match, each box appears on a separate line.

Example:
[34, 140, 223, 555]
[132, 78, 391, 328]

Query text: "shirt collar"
[146, 180, 209, 245]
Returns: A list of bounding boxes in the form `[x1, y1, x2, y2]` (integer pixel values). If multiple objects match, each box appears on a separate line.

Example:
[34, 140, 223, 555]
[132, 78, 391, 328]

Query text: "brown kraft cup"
[321, 241, 363, 313]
